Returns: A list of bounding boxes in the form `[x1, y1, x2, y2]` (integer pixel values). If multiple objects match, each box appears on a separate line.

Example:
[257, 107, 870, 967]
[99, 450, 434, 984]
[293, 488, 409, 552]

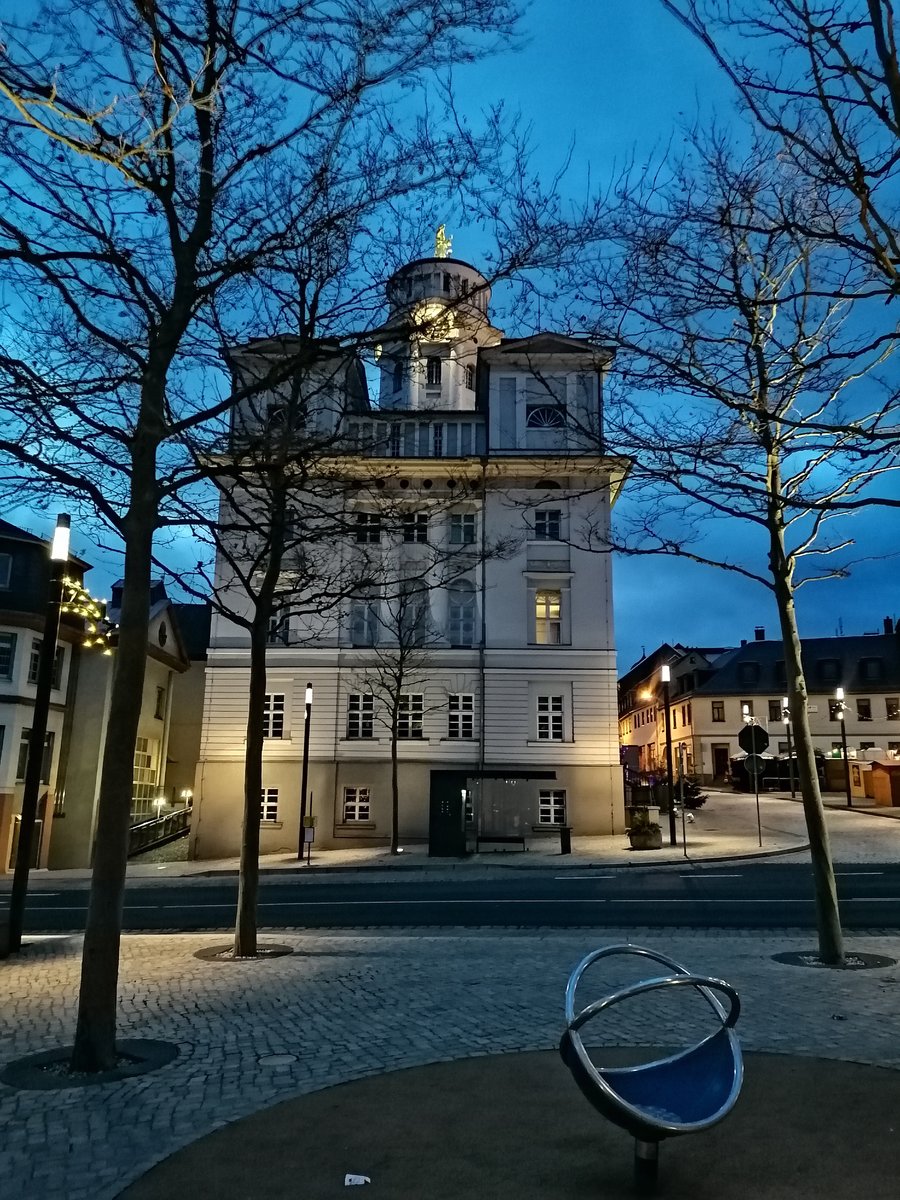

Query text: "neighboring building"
[192, 247, 629, 857]
[164, 602, 211, 807]
[619, 625, 900, 782]
[50, 580, 192, 868]
[0, 518, 89, 872]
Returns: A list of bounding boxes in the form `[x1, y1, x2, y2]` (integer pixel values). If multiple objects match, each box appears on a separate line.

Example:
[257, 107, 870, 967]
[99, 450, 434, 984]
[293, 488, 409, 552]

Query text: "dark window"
[350, 600, 379, 647]
[887, 698, 900, 721]
[392, 359, 404, 393]
[737, 662, 760, 685]
[402, 513, 429, 544]
[442, 272, 452, 294]
[263, 694, 285, 739]
[768, 699, 782, 722]
[534, 510, 562, 540]
[0, 552, 11, 588]
[17, 729, 55, 784]
[426, 356, 442, 386]
[817, 658, 841, 683]
[857, 698, 872, 721]
[346, 694, 374, 739]
[464, 364, 475, 390]
[860, 658, 883, 682]
[450, 513, 476, 545]
[448, 580, 476, 646]
[538, 789, 566, 825]
[27, 642, 64, 689]
[432, 423, 443, 457]
[448, 694, 475, 739]
[711, 700, 725, 722]
[154, 687, 166, 720]
[860, 742, 876, 751]
[774, 660, 786, 683]
[398, 694, 424, 739]
[355, 512, 381, 543]
[0, 632, 17, 680]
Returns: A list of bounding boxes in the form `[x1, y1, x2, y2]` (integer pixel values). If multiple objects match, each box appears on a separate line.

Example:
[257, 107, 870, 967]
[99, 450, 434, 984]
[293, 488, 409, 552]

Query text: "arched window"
[426, 356, 442, 386]
[526, 405, 565, 429]
[534, 478, 561, 489]
[392, 358, 405, 393]
[448, 579, 476, 647]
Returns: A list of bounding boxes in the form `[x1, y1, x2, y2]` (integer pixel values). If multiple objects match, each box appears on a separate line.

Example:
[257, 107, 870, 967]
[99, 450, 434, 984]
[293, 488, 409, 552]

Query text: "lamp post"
[835, 687, 852, 808]
[297, 681, 313, 861]
[6, 514, 70, 953]
[661, 664, 676, 846]
[782, 696, 796, 799]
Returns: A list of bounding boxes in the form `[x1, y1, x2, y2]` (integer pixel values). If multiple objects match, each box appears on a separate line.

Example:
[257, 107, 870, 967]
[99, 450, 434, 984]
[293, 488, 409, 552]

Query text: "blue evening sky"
[8, 3, 897, 667]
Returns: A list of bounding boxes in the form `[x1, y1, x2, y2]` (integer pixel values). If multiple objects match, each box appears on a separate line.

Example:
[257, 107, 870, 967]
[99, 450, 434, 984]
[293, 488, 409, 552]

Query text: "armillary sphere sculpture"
[559, 944, 743, 1194]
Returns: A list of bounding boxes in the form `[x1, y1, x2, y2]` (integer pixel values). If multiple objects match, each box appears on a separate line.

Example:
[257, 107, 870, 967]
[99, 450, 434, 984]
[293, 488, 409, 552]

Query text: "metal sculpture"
[559, 944, 743, 1193]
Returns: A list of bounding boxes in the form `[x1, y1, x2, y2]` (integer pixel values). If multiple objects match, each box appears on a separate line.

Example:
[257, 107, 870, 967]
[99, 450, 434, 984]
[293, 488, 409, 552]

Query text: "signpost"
[738, 722, 768, 848]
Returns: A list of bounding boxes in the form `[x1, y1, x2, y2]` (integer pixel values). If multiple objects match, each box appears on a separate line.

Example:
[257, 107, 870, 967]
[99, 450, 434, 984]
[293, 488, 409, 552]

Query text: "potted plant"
[628, 807, 663, 851]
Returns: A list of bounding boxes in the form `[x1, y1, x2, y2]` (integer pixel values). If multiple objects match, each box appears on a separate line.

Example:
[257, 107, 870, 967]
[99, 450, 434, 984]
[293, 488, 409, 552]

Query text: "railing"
[127, 807, 191, 857]
[347, 417, 486, 458]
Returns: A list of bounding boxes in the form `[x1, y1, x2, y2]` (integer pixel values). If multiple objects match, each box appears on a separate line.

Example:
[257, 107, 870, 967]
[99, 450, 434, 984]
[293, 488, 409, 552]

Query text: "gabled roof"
[491, 333, 616, 358]
[0, 515, 91, 569]
[693, 635, 900, 695]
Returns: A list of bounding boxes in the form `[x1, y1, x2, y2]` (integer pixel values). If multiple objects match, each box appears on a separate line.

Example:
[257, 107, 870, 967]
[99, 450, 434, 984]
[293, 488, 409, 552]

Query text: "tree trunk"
[234, 616, 268, 957]
[70, 488, 156, 1071]
[767, 484, 844, 964]
[390, 708, 400, 854]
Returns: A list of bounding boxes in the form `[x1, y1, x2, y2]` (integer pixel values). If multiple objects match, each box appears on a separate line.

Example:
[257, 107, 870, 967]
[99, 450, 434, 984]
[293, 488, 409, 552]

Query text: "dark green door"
[428, 771, 468, 857]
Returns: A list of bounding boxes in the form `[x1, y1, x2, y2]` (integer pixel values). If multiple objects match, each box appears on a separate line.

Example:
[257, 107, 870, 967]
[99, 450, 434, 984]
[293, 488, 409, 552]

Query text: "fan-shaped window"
[526, 404, 565, 429]
[534, 479, 561, 489]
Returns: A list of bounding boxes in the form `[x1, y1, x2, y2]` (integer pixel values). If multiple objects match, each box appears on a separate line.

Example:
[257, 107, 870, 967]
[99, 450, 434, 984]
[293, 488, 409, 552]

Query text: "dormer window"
[426, 356, 442, 386]
[860, 657, 884, 682]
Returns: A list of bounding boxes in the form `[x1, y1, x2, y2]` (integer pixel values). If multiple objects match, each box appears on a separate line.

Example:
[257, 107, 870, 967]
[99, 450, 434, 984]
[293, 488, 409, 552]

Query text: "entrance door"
[428, 771, 468, 857]
[712, 744, 730, 780]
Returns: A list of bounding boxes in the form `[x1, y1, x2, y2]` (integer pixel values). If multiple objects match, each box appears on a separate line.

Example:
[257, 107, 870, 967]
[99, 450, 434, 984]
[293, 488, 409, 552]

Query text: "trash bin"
[560, 825, 572, 855]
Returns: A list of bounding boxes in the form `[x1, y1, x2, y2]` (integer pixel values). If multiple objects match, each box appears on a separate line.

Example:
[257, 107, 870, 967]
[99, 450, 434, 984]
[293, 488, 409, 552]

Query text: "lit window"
[535, 589, 561, 645]
[260, 789, 279, 822]
[450, 513, 476, 545]
[740, 700, 754, 717]
[398, 693, 424, 739]
[539, 789, 566, 825]
[346, 694, 374, 739]
[537, 695, 563, 741]
[534, 510, 561, 541]
[448, 694, 475, 739]
[263, 693, 285, 739]
[343, 787, 371, 822]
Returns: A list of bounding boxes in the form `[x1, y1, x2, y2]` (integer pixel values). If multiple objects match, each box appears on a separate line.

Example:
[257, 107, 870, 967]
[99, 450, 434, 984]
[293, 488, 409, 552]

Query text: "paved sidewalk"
[1, 927, 898, 1199]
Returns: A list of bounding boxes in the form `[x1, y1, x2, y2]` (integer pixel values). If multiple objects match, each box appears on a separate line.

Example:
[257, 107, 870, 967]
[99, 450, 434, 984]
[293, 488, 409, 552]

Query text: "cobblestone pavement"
[1, 926, 899, 1199]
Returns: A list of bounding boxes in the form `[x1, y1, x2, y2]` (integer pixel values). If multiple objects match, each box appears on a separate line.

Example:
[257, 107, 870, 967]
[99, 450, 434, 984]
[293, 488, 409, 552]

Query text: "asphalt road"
[4, 862, 900, 932]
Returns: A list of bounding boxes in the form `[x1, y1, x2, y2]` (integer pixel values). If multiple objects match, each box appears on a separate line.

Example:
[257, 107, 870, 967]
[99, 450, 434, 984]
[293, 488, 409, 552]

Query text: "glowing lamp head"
[305, 682, 313, 707]
[660, 665, 671, 683]
[50, 514, 71, 562]
[835, 687, 844, 701]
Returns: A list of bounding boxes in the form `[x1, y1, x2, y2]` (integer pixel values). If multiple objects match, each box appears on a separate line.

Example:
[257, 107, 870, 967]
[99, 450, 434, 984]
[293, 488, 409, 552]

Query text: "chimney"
[885, 617, 894, 636]
[754, 626, 765, 641]
[741, 639, 747, 646]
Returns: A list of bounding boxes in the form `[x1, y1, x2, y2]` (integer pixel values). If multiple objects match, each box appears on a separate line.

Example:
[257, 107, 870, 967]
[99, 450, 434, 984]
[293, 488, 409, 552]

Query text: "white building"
[192, 249, 629, 857]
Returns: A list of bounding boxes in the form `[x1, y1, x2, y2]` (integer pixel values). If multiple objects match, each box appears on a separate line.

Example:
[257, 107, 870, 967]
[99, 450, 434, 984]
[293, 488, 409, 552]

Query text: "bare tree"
[571, 133, 898, 964]
[660, 1, 900, 294]
[0, 0, 523, 1070]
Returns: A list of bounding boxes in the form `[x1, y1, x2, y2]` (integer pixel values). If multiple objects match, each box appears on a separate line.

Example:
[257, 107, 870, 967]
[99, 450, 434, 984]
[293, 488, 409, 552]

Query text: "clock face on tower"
[158, 621, 168, 647]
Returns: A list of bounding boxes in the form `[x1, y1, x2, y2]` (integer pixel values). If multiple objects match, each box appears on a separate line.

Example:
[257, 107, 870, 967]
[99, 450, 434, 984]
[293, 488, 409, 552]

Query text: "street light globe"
[50, 514, 71, 562]
[305, 683, 313, 706]
[660, 665, 671, 683]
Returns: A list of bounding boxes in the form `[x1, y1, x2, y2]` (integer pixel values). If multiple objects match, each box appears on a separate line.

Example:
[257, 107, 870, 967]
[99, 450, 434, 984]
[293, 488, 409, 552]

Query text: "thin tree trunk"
[70, 483, 156, 1071]
[234, 616, 267, 957]
[390, 711, 400, 854]
[767, 463, 844, 964]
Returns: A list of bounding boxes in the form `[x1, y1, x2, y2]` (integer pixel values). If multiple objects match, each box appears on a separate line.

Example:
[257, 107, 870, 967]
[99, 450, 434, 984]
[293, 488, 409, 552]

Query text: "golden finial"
[434, 224, 452, 258]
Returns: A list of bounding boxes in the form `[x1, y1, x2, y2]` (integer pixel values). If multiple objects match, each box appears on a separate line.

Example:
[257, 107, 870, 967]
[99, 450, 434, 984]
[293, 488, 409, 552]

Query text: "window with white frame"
[464, 363, 475, 390]
[426, 356, 442, 386]
[263, 693, 285, 739]
[448, 694, 475, 739]
[130, 735, 157, 817]
[350, 598, 379, 646]
[267, 607, 289, 645]
[533, 510, 561, 541]
[534, 589, 562, 645]
[260, 788, 279, 822]
[538, 789, 566, 825]
[398, 693, 424, 739]
[27, 641, 64, 688]
[17, 728, 55, 784]
[347, 693, 374, 739]
[0, 631, 16, 680]
[402, 512, 429, 543]
[355, 512, 382, 543]
[536, 695, 564, 741]
[449, 513, 476, 545]
[448, 579, 476, 646]
[343, 786, 371, 822]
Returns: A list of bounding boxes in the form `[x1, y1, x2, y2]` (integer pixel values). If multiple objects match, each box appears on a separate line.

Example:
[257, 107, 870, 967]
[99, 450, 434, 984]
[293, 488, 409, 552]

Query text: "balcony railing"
[347, 417, 486, 458]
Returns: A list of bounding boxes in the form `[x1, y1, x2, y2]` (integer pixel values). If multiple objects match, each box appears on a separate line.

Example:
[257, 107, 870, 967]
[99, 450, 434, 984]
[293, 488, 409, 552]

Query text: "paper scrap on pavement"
[344, 1174, 371, 1186]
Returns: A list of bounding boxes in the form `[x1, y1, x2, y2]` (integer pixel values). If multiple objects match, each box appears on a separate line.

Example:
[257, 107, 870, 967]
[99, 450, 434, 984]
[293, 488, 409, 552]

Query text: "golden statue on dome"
[434, 224, 453, 258]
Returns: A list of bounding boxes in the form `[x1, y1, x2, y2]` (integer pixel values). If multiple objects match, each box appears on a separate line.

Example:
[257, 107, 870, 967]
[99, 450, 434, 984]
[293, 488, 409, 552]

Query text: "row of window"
[259, 786, 568, 826]
[392, 357, 476, 392]
[0, 632, 65, 687]
[262, 692, 568, 742]
[736, 657, 891, 685]
[354, 509, 566, 547]
[626, 696, 900, 732]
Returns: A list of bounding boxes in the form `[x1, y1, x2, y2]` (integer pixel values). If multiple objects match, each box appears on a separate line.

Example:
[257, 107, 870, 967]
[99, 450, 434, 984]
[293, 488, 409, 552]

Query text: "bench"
[475, 834, 527, 852]
[559, 944, 743, 1193]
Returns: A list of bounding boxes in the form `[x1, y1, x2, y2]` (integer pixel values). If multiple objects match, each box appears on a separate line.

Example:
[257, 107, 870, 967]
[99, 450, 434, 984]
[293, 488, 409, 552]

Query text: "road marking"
[835, 871, 884, 877]
[679, 874, 743, 879]
[554, 874, 616, 880]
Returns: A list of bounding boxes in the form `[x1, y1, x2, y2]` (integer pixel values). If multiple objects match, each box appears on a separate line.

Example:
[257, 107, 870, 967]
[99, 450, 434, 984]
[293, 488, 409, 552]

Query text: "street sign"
[738, 724, 769, 754]
[743, 754, 766, 777]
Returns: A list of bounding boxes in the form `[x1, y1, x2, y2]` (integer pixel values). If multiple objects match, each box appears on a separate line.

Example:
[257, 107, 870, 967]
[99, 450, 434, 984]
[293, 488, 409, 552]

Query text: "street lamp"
[297, 682, 313, 861]
[781, 697, 796, 799]
[835, 687, 852, 808]
[6, 513, 70, 953]
[660, 664, 676, 846]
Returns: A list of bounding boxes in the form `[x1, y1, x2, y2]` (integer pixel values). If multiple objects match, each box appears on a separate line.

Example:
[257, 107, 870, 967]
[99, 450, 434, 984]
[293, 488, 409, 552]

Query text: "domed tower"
[375, 230, 503, 413]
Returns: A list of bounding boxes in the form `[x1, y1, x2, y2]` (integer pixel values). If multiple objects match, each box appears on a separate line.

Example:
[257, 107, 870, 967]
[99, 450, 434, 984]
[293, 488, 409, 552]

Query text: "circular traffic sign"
[743, 753, 767, 776]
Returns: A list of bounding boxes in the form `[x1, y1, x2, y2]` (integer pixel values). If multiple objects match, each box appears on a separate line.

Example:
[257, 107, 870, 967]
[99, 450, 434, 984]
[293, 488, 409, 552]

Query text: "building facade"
[619, 626, 900, 783]
[192, 250, 628, 857]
